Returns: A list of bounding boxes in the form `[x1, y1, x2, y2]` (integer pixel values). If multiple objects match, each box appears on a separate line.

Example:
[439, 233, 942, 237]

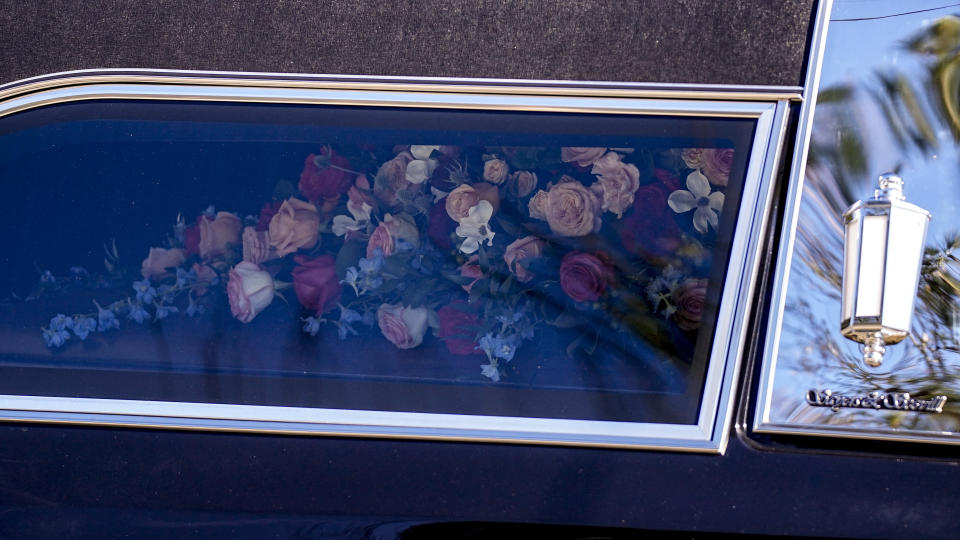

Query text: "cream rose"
[528, 189, 549, 220]
[590, 152, 641, 218]
[482, 158, 509, 185]
[374, 151, 415, 206]
[444, 182, 500, 223]
[680, 148, 705, 169]
[544, 181, 602, 237]
[268, 197, 320, 257]
[226, 261, 275, 323]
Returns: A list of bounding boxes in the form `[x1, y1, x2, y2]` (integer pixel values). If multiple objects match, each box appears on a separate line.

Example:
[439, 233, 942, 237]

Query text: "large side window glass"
[0, 79, 783, 450]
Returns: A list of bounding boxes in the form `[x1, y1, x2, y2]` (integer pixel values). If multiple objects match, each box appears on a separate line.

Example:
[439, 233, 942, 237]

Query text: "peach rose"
[700, 148, 733, 187]
[226, 261, 275, 323]
[191, 263, 218, 296]
[528, 189, 549, 220]
[680, 148, 704, 169]
[444, 182, 501, 223]
[590, 152, 641, 218]
[268, 197, 319, 257]
[374, 151, 415, 206]
[507, 170, 538, 198]
[503, 236, 545, 283]
[544, 181, 602, 237]
[483, 158, 509, 185]
[198, 212, 242, 259]
[561, 147, 607, 167]
[140, 247, 186, 280]
[242, 227, 278, 265]
[366, 213, 420, 258]
[376, 304, 430, 349]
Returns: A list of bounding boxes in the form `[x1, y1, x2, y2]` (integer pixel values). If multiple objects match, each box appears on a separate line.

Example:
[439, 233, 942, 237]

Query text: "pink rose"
[299, 149, 353, 202]
[507, 170, 538, 198]
[482, 158, 509, 185]
[680, 148, 704, 169]
[544, 181, 602, 237]
[292, 255, 341, 314]
[199, 212, 243, 259]
[445, 183, 500, 223]
[242, 226, 278, 265]
[376, 304, 431, 349]
[458, 255, 484, 292]
[227, 261, 275, 323]
[561, 147, 607, 167]
[140, 247, 186, 280]
[503, 236, 545, 283]
[700, 148, 733, 187]
[437, 301, 483, 356]
[374, 151, 415, 206]
[559, 251, 614, 303]
[590, 152, 641, 218]
[366, 213, 420, 259]
[268, 197, 319, 257]
[620, 184, 682, 262]
[528, 190, 549, 220]
[672, 278, 708, 330]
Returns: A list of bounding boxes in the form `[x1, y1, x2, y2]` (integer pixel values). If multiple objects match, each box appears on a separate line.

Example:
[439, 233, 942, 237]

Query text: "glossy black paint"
[0, 422, 957, 538]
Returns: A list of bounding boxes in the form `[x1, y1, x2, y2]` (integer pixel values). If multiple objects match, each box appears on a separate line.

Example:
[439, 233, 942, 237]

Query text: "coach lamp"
[841, 173, 931, 367]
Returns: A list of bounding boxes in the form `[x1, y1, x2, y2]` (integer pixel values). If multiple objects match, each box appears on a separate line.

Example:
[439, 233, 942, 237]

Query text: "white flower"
[405, 145, 440, 184]
[455, 200, 496, 254]
[480, 361, 500, 382]
[667, 170, 725, 234]
[331, 214, 365, 237]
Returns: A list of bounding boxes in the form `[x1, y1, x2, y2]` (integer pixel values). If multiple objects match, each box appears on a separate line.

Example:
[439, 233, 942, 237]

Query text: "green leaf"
[272, 180, 295, 201]
[335, 240, 364, 278]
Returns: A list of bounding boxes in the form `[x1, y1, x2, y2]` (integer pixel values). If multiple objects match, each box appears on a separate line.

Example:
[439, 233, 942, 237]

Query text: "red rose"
[437, 301, 482, 356]
[184, 217, 201, 255]
[299, 149, 353, 202]
[559, 251, 614, 303]
[620, 183, 682, 262]
[292, 255, 341, 314]
[672, 278, 708, 331]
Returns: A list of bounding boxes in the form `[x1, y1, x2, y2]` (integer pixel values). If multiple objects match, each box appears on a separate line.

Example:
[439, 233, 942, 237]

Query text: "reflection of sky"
[770, 0, 960, 429]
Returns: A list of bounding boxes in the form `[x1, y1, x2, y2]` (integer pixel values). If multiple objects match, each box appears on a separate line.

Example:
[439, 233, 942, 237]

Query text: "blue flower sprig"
[41, 266, 217, 349]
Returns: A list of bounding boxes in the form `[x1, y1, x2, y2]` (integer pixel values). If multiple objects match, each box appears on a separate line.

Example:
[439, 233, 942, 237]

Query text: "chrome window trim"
[0, 72, 789, 452]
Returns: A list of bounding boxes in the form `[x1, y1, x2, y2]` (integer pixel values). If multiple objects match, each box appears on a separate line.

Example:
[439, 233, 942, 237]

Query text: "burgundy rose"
[437, 301, 483, 356]
[672, 278, 708, 331]
[620, 183, 682, 262]
[299, 149, 353, 202]
[255, 201, 282, 232]
[427, 201, 457, 250]
[184, 217, 201, 255]
[559, 251, 614, 303]
[458, 255, 484, 293]
[292, 254, 341, 314]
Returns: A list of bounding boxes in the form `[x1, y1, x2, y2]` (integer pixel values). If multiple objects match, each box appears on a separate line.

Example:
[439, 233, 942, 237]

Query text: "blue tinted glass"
[0, 100, 754, 424]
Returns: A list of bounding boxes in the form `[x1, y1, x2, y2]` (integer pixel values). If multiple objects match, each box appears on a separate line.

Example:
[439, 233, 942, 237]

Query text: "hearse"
[1, 0, 958, 538]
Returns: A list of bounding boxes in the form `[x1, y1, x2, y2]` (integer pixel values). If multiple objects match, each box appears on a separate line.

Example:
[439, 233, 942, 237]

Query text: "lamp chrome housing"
[841, 173, 931, 367]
